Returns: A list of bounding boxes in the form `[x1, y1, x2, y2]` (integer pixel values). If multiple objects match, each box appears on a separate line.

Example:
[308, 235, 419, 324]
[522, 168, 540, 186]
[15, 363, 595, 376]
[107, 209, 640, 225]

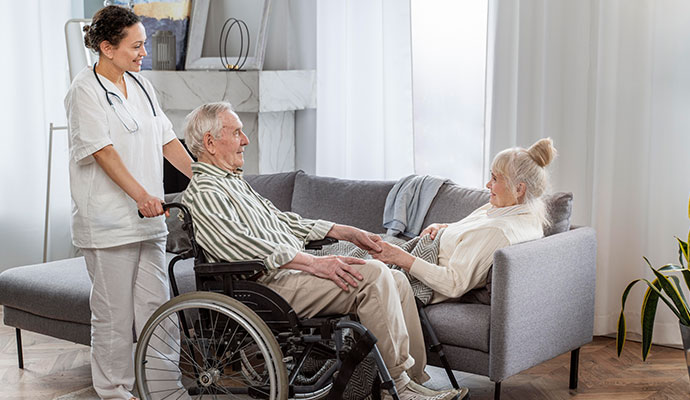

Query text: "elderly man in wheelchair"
[133, 102, 468, 400]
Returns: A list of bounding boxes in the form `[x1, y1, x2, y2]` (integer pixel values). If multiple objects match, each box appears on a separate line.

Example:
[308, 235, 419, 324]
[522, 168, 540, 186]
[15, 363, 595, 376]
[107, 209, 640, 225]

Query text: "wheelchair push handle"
[137, 202, 189, 219]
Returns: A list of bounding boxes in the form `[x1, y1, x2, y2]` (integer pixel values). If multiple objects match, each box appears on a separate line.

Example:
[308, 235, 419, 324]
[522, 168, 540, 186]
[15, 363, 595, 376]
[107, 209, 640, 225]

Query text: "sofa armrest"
[488, 226, 597, 382]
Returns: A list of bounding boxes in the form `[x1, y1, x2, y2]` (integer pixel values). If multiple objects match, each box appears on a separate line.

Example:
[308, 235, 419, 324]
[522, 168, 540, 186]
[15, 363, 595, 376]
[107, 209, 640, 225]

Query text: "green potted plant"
[617, 196, 690, 378]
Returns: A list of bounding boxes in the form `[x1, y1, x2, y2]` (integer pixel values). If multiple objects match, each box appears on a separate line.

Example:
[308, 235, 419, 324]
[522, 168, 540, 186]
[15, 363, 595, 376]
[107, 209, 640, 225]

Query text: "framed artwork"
[185, 0, 272, 70]
[110, 0, 191, 70]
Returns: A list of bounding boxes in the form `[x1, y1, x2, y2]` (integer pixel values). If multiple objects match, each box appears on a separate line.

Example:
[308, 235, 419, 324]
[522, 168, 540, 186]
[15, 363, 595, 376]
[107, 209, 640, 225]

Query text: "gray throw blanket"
[383, 174, 448, 237]
[305, 230, 445, 305]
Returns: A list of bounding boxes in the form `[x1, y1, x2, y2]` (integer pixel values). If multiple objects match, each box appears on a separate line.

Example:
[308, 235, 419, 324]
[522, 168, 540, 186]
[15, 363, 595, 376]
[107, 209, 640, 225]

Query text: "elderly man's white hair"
[183, 102, 236, 158]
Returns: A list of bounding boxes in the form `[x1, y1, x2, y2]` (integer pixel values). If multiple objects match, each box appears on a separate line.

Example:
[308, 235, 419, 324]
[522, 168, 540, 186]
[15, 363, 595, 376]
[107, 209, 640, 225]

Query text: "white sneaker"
[383, 381, 469, 400]
[406, 381, 469, 399]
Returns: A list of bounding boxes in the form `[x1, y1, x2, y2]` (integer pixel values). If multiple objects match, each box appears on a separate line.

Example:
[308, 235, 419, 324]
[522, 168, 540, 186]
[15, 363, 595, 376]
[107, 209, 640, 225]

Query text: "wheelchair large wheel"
[135, 291, 288, 400]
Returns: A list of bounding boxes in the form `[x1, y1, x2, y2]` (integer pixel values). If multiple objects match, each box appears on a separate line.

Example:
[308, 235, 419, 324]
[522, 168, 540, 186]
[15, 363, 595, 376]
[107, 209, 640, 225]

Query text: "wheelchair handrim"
[135, 292, 286, 400]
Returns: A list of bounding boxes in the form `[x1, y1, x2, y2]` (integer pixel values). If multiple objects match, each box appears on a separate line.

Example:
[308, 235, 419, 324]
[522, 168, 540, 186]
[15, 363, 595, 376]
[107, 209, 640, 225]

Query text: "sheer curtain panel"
[315, 0, 415, 180]
[488, 0, 690, 345]
[0, 1, 75, 272]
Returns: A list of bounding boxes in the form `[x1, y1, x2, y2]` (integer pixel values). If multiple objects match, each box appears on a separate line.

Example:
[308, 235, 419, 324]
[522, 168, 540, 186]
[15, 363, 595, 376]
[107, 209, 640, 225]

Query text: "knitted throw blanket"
[305, 230, 445, 305]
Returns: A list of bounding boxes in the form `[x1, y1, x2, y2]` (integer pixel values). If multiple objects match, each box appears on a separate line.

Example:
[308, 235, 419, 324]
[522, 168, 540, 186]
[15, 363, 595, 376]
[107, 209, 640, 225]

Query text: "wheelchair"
[133, 203, 403, 400]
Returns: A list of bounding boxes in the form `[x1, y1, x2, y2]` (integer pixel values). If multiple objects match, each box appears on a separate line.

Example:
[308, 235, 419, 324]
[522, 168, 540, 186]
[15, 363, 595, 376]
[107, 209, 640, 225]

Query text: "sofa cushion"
[0, 254, 196, 327]
[291, 173, 395, 233]
[244, 170, 299, 212]
[425, 302, 491, 352]
[0, 257, 92, 325]
[422, 183, 490, 228]
[543, 192, 573, 236]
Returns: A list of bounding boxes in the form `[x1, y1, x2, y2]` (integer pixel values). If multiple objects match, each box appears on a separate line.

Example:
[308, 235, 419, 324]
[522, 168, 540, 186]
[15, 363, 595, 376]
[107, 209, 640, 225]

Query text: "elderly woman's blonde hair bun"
[527, 137, 557, 168]
[490, 137, 557, 229]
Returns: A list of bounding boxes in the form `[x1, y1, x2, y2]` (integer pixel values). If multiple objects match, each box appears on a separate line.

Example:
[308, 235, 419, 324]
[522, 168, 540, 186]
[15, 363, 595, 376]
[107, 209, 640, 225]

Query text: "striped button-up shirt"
[182, 162, 334, 272]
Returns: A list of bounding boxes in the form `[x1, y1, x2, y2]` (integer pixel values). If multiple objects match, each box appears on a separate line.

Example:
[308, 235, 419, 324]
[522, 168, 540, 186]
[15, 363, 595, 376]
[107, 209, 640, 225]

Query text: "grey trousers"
[262, 259, 429, 390]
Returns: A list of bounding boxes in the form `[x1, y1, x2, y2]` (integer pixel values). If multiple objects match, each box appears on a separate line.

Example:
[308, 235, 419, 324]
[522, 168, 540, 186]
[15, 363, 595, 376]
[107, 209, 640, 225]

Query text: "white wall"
[264, 0, 317, 174]
[84, 0, 319, 173]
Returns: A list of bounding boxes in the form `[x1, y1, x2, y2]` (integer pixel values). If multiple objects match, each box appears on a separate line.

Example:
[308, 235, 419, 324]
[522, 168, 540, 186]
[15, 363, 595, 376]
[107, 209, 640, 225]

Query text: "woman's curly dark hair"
[83, 5, 141, 53]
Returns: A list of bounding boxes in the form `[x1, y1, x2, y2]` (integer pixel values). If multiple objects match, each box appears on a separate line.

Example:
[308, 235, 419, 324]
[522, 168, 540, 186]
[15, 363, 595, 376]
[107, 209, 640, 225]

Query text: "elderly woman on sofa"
[371, 138, 557, 303]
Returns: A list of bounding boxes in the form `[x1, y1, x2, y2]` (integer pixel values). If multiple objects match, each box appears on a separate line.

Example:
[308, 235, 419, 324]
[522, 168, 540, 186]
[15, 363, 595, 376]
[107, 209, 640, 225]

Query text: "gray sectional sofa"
[0, 171, 597, 399]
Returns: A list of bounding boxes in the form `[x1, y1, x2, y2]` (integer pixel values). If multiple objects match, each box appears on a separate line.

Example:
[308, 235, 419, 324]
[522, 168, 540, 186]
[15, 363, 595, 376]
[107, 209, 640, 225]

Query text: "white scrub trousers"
[83, 237, 186, 400]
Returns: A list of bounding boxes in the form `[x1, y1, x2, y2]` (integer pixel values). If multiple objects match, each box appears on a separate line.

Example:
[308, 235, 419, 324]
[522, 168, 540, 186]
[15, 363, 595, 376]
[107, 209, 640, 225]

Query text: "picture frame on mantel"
[185, 0, 272, 71]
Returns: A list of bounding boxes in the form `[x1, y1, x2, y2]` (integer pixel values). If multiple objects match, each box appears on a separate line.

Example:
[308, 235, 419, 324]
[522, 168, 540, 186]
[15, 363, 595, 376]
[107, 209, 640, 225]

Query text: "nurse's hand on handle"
[92, 145, 169, 218]
[136, 194, 168, 218]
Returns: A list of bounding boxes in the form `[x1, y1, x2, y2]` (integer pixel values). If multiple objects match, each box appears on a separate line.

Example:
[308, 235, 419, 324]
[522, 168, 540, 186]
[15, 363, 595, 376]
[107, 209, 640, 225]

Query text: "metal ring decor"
[218, 17, 250, 71]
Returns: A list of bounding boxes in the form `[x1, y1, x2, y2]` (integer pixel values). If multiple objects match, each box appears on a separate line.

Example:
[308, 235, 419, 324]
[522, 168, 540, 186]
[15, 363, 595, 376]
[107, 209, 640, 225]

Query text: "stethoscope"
[93, 62, 156, 132]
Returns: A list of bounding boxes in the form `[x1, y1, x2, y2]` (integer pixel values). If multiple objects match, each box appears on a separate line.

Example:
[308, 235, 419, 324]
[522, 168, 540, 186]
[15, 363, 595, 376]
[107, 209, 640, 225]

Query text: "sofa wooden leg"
[569, 348, 580, 389]
[494, 381, 501, 400]
[16, 328, 24, 369]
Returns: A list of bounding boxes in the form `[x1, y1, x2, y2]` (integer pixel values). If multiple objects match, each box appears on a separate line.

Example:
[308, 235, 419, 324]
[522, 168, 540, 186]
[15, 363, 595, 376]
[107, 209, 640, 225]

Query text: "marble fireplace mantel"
[141, 70, 316, 174]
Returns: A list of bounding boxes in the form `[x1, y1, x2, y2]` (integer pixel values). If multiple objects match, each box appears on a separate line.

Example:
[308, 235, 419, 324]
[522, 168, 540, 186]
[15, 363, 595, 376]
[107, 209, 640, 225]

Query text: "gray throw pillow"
[164, 192, 191, 254]
[543, 192, 573, 236]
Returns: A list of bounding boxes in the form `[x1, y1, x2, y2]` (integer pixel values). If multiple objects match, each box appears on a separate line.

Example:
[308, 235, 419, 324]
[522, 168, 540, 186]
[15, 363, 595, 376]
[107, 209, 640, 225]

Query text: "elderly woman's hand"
[420, 223, 448, 239]
[328, 225, 383, 253]
[349, 229, 383, 253]
[370, 241, 415, 271]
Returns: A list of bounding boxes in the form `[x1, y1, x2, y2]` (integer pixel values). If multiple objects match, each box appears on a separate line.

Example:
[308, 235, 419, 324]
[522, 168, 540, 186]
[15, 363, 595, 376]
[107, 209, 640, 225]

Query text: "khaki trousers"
[82, 238, 188, 400]
[262, 259, 429, 389]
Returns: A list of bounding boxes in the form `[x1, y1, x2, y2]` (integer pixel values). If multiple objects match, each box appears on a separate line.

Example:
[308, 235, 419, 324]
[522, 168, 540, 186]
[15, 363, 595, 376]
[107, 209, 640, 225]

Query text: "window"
[411, 0, 489, 187]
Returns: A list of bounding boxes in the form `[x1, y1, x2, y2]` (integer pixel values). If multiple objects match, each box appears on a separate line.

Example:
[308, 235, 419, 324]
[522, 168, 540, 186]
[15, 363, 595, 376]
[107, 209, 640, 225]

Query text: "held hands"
[341, 226, 383, 253]
[310, 255, 366, 292]
[136, 193, 168, 218]
[369, 241, 415, 271]
[420, 223, 448, 239]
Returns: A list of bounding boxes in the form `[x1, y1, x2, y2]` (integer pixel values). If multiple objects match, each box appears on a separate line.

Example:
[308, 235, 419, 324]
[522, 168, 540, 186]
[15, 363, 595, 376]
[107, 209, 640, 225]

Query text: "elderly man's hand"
[310, 255, 365, 291]
[328, 225, 382, 253]
[349, 229, 383, 253]
[370, 241, 415, 272]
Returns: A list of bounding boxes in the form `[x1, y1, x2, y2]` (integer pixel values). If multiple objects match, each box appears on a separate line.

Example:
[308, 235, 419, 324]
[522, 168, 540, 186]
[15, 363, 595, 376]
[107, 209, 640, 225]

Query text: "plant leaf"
[617, 310, 627, 357]
[658, 263, 686, 272]
[617, 277, 680, 357]
[639, 273, 683, 321]
[670, 275, 688, 306]
[641, 279, 661, 360]
[617, 279, 646, 356]
[649, 261, 690, 325]
[683, 270, 690, 294]
[677, 237, 689, 267]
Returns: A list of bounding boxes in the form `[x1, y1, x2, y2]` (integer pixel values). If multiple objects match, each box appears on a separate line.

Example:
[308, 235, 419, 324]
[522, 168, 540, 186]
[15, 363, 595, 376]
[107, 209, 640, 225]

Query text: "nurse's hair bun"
[83, 5, 140, 53]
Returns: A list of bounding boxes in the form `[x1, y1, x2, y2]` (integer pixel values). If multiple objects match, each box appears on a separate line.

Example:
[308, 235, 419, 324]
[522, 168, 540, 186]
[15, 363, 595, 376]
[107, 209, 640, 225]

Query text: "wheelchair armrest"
[305, 237, 338, 250]
[194, 260, 266, 276]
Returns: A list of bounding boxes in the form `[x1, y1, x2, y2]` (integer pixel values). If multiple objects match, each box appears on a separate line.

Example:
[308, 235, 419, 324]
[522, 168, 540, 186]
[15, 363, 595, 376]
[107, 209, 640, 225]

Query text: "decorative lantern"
[152, 30, 176, 70]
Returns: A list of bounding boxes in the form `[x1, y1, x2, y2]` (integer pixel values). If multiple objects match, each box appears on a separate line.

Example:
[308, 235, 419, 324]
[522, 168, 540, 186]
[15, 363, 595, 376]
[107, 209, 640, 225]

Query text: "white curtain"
[410, 0, 489, 188]
[0, 1, 76, 272]
[488, 0, 690, 345]
[315, 0, 415, 180]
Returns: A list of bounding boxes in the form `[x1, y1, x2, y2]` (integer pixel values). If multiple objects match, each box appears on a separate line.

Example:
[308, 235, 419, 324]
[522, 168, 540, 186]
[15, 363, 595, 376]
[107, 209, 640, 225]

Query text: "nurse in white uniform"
[64, 6, 193, 400]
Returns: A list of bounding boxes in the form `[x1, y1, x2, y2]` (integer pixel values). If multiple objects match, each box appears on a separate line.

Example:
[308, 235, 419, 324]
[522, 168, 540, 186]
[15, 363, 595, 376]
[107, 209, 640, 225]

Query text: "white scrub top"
[65, 66, 177, 249]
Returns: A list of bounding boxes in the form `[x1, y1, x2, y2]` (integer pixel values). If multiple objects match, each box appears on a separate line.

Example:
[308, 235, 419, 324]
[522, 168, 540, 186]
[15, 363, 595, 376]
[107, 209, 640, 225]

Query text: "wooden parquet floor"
[1, 305, 689, 399]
